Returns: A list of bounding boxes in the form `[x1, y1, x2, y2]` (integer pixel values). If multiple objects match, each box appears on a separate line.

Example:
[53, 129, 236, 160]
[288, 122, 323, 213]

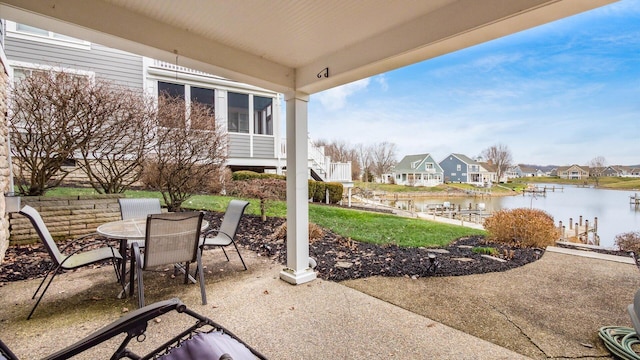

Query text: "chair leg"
[137, 269, 145, 309]
[197, 250, 207, 305]
[31, 264, 55, 299]
[27, 265, 61, 320]
[220, 247, 231, 262]
[129, 253, 136, 297]
[231, 241, 248, 271]
[183, 262, 190, 284]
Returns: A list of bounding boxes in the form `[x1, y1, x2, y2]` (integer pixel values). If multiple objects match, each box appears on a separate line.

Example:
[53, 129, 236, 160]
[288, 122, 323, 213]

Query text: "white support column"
[280, 91, 317, 285]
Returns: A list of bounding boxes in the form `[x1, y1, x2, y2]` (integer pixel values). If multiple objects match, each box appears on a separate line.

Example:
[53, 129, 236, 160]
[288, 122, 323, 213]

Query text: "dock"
[420, 202, 490, 226]
[631, 193, 640, 207]
[557, 216, 599, 246]
[522, 185, 563, 196]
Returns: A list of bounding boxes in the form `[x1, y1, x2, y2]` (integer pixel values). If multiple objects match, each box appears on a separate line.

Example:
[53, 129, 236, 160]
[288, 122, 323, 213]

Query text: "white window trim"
[9, 60, 96, 82]
[6, 21, 91, 50]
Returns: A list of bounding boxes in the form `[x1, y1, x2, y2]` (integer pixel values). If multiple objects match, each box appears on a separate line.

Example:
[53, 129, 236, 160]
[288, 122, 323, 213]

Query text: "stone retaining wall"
[9, 195, 123, 245]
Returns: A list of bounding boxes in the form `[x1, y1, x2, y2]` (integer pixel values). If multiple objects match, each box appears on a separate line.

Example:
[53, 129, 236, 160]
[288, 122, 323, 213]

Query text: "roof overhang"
[0, 0, 616, 94]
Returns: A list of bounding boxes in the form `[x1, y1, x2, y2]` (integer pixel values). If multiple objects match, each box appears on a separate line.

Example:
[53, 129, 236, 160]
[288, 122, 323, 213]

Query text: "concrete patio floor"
[0, 247, 637, 359]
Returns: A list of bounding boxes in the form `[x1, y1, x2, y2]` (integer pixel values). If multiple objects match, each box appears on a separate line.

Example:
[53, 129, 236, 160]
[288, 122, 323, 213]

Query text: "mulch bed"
[0, 211, 560, 284]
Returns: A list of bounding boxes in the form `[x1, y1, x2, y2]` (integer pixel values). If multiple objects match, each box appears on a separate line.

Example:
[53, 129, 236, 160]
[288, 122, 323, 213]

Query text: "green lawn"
[43, 187, 484, 248]
[308, 205, 485, 248]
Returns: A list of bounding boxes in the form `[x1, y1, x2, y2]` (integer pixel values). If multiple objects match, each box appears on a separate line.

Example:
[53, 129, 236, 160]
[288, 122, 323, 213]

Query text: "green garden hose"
[599, 326, 640, 360]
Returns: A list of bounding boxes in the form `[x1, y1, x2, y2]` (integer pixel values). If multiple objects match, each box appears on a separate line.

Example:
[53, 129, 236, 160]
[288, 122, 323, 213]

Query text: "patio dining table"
[97, 217, 209, 290]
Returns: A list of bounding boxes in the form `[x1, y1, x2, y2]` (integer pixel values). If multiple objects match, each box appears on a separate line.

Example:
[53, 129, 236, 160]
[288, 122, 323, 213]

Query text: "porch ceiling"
[0, 0, 616, 94]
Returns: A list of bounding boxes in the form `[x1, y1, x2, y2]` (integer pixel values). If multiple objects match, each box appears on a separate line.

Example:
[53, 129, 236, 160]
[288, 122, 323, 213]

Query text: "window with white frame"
[253, 96, 273, 135]
[456, 164, 462, 171]
[228, 92, 249, 133]
[12, 62, 94, 85]
[157, 81, 217, 130]
[7, 21, 90, 49]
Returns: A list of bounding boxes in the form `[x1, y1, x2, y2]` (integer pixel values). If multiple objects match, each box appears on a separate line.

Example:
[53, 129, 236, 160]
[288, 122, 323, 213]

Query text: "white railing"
[280, 138, 352, 183]
[152, 60, 212, 77]
[328, 163, 352, 182]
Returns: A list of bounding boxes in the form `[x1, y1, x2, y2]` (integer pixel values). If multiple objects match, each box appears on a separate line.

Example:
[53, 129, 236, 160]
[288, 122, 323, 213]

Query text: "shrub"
[325, 182, 344, 204]
[232, 170, 285, 181]
[226, 178, 286, 221]
[308, 180, 318, 201]
[271, 222, 325, 242]
[472, 246, 499, 256]
[232, 171, 261, 181]
[312, 182, 327, 202]
[614, 231, 640, 254]
[484, 208, 558, 248]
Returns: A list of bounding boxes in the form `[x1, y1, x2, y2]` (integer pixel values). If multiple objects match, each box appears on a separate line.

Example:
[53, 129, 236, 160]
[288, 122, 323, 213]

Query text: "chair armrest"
[58, 232, 114, 254]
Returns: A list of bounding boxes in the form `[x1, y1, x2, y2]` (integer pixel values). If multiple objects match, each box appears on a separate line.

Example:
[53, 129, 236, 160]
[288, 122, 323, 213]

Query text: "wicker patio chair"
[200, 200, 250, 270]
[18, 205, 123, 320]
[130, 212, 206, 308]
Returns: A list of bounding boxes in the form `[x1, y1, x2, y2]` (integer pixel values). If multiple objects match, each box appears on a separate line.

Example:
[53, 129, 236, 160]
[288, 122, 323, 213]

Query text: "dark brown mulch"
[4, 211, 618, 284]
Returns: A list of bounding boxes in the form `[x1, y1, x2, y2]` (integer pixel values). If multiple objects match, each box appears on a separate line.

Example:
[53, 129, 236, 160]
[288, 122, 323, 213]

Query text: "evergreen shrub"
[232, 170, 285, 181]
[326, 182, 344, 203]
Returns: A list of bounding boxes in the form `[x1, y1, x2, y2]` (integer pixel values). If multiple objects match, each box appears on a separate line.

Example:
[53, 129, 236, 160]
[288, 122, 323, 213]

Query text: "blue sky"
[307, 0, 640, 166]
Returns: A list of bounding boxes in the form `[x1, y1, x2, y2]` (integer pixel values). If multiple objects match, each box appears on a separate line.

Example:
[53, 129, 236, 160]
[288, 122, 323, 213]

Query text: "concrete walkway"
[344, 247, 640, 359]
[0, 249, 528, 359]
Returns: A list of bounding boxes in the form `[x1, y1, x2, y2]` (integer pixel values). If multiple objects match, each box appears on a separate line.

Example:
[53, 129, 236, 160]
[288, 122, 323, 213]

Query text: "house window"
[253, 96, 273, 135]
[157, 82, 217, 130]
[228, 92, 249, 133]
[8, 21, 90, 49]
[157, 82, 185, 127]
[456, 164, 462, 171]
[61, 158, 77, 168]
[190, 87, 215, 130]
[158, 81, 184, 99]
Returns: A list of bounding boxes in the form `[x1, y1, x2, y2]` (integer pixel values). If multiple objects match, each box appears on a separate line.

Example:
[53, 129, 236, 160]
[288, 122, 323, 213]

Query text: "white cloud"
[314, 78, 370, 111]
[375, 74, 388, 91]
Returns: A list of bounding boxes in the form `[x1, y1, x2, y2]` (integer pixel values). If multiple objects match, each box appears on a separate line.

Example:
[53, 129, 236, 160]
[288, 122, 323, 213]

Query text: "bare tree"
[355, 143, 373, 182]
[589, 156, 607, 187]
[315, 139, 360, 180]
[141, 94, 227, 211]
[371, 141, 397, 179]
[9, 70, 103, 195]
[77, 85, 156, 193]
[480, 144, 513, 182]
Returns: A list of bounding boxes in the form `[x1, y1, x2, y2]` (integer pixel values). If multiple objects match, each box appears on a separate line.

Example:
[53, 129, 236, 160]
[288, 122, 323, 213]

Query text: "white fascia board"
[0, 0, 295, 93]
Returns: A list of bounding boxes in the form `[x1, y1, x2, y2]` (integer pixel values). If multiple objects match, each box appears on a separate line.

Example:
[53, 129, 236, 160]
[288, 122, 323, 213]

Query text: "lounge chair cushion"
[158, 331, 255, 360]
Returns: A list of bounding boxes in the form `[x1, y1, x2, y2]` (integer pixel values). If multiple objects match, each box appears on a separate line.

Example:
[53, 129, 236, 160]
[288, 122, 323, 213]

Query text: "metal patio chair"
[118, 197, 163, 248]
[200, 200, 250, 271]
[119, 198, 162, 220]
[0, 298, 267, 359]
[130, 212, 207, 308]
[18, 205, 123, 320]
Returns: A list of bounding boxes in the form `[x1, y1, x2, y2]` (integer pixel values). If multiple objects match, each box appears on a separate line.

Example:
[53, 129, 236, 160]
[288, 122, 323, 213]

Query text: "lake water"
[383, 184, 640, 249]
